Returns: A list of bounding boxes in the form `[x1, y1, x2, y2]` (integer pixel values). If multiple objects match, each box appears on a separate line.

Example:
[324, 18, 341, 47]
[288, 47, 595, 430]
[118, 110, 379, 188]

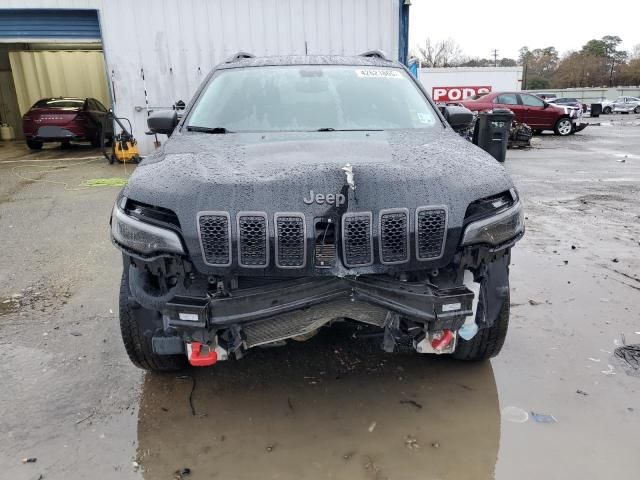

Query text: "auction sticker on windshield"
[355, 69, 403, 79]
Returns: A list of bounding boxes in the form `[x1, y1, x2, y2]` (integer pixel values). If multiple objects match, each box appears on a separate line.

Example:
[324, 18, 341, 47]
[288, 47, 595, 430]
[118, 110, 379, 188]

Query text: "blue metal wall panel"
[398, 1, 409, 65]
[0, 9, 100, 39]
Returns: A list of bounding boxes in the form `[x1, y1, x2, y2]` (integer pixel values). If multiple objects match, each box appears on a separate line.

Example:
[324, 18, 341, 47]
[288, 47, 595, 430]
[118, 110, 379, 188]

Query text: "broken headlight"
[461, 201, 524, 247]
[111, 205, 185, 256]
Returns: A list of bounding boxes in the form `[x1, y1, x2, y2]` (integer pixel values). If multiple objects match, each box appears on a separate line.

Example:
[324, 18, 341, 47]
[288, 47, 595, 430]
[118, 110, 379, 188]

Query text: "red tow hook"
[431, 329, 454, 351]
[187, 341, 218, 367]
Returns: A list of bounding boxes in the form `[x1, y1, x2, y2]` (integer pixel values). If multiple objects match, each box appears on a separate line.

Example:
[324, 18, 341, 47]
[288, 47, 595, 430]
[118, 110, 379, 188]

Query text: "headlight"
[461, 201, 524, 247]
[111, 205, 185, 255]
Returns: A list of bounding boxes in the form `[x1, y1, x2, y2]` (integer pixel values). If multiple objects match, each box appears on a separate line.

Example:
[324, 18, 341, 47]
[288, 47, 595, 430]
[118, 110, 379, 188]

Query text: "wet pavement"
[1, 121, 639, 479]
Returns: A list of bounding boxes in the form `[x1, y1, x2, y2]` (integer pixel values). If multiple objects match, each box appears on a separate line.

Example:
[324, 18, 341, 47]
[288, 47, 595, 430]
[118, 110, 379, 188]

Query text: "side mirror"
[147, 110, 178, 136]
[443, 105, 474, 131]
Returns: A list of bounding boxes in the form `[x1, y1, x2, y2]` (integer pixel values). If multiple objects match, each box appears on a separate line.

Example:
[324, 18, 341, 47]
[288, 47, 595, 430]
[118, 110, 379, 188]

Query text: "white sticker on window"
[355, 69, 403, 79]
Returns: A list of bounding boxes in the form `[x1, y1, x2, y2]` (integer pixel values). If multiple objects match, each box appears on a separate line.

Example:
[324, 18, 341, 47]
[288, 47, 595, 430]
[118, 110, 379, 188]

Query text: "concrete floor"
[0, 119, 639, 480]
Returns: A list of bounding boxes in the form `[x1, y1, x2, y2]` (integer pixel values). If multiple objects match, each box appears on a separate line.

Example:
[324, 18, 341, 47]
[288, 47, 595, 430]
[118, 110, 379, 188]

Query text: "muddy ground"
[1, 120, 639, 480]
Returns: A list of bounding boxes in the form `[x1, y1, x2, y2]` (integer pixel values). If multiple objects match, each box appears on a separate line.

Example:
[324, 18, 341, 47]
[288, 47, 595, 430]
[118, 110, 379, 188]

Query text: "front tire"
[91, 127, 102, 148]
[603, 106, 612, 114]
[554, 118, 573, 136]
[26, 139, 43, 150]
[453, 292, 510, 361]
[119, 269, 186, 372]
[634, 106, 640, 114]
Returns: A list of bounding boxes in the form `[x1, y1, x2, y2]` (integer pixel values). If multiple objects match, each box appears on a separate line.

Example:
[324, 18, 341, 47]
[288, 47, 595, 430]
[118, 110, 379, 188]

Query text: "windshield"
[187, 65, 439, 132]
[33, 99, 84, 109]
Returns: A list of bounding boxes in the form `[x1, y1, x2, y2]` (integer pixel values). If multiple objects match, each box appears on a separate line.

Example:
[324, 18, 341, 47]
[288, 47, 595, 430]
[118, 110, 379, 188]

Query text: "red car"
[22, 97, 114, 150]
[458, 91, 585, 136]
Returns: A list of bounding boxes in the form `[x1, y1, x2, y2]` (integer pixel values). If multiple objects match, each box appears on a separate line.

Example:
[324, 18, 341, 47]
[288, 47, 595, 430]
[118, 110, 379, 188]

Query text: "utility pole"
[492, 49, 499, 67]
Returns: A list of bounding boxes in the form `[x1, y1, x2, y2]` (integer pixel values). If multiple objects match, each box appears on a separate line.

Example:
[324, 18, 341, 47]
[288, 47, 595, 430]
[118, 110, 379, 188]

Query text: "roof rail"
[225, 52, 255, 63]
[358, 50, 389, 61]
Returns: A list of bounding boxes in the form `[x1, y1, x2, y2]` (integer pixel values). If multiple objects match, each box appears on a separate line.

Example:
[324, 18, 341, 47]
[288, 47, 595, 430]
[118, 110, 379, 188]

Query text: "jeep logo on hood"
[303, 190, 346, 206]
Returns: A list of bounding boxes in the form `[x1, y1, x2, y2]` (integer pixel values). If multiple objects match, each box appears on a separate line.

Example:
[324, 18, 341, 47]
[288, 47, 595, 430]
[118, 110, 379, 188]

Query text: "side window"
[520, 94, 544, 107]
[86, 99, 96, 110]
[94, 100, 108, 112]
[495, 93, 518, 105]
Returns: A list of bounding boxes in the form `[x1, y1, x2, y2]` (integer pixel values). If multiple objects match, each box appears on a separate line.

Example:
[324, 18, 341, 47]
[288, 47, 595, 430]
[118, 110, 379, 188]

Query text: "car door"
[519, 93, 557, 128]
[82, 99, 100, 135]
[612, 97, 626, 110]
[93, 99, 113, 137]
[492, 93, 525, 122]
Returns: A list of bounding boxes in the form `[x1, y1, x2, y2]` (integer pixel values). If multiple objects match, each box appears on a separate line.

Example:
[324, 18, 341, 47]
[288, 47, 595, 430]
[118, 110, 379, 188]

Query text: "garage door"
[0, 9, 100, 40]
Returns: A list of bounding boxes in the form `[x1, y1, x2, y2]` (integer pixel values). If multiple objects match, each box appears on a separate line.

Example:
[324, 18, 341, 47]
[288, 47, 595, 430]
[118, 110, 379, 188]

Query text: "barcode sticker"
[355, 69, 403, 79]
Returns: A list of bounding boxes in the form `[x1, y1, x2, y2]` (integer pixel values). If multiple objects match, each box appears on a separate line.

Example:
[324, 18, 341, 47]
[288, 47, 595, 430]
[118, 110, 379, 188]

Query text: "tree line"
[414, 36, 640, 89]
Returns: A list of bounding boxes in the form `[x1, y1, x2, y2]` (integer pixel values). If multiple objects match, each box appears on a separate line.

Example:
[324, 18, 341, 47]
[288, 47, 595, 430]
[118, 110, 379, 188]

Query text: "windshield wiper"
[187, 126, 229, 134]
[316, 128, 383, 132]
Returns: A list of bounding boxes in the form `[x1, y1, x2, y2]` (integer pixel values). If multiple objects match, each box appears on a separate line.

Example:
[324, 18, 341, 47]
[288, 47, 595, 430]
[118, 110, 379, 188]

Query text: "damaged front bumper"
[165, 275, 474, 329]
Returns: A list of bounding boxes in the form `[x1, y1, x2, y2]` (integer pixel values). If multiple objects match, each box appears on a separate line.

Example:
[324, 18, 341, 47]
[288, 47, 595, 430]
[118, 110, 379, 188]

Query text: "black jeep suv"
[110, 53, 524, 371]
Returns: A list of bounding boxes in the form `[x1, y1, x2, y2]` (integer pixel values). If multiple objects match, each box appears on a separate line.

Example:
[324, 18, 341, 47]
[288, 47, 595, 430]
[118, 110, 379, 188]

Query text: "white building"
[0, 0, 409, 153]
[418, 66, 523, 102]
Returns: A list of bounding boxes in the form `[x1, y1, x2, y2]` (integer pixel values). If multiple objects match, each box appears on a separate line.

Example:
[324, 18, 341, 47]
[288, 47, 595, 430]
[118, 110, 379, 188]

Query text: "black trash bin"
[473, 109, 513, 163]
[590, 103, 602, 118]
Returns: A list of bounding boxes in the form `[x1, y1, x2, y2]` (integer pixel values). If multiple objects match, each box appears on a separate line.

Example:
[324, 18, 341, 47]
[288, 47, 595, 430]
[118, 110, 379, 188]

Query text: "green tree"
[527, 77, 550, 90]
[518, 46, 558, 76]
[580, 36, 628, 86]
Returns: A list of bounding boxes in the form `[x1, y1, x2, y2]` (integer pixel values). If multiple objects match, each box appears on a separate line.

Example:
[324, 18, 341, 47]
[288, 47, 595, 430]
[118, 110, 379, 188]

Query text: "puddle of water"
[0, 298, 19, 316]
[135, 326, 500, 479]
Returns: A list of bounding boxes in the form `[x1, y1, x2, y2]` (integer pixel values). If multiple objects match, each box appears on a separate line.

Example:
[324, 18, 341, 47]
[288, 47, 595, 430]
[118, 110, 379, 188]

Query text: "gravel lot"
[1, 119, 639, 480]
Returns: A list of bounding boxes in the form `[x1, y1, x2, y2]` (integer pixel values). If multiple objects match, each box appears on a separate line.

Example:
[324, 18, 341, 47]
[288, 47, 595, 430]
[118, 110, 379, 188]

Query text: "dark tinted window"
[495, 94, 518, 105]
[93, 99, 108, 112]
[33, 98, 85, 109]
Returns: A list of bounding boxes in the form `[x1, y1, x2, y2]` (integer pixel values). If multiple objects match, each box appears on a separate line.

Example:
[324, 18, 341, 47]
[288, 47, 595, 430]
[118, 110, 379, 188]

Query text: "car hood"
[123, 129, 514, 270]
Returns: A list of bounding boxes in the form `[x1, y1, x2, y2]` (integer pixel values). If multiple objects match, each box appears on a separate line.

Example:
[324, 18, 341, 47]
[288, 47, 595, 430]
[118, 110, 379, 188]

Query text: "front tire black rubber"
[26, 140, 43, 150]
[453, 292, 510, 361]
[603, 106, 612, 114]
[119, 269, 186, 372]
[91, 127, 102, 148]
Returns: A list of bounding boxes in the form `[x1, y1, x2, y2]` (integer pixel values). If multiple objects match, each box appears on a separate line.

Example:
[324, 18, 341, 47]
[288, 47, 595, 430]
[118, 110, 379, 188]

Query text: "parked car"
[530, 92, 557, 101]
[110, 53, 524, 371]
[458, 91, 586, 136]
[600, 97, 640, 114]
[612, 97, 640, 114]
[548, 97, 587, 113]
[22, 97, 113, 150]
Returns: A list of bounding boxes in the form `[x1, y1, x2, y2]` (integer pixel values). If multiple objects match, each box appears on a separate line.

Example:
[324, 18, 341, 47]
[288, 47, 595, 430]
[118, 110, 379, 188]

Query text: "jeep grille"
[198, 213, 231, 266]
[237, 213, 268, 267]
[342, 212, 373, 267]
[275, 214, 306, 268]
[379, 209, 409, 264]
[416, 207, 447, 260]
